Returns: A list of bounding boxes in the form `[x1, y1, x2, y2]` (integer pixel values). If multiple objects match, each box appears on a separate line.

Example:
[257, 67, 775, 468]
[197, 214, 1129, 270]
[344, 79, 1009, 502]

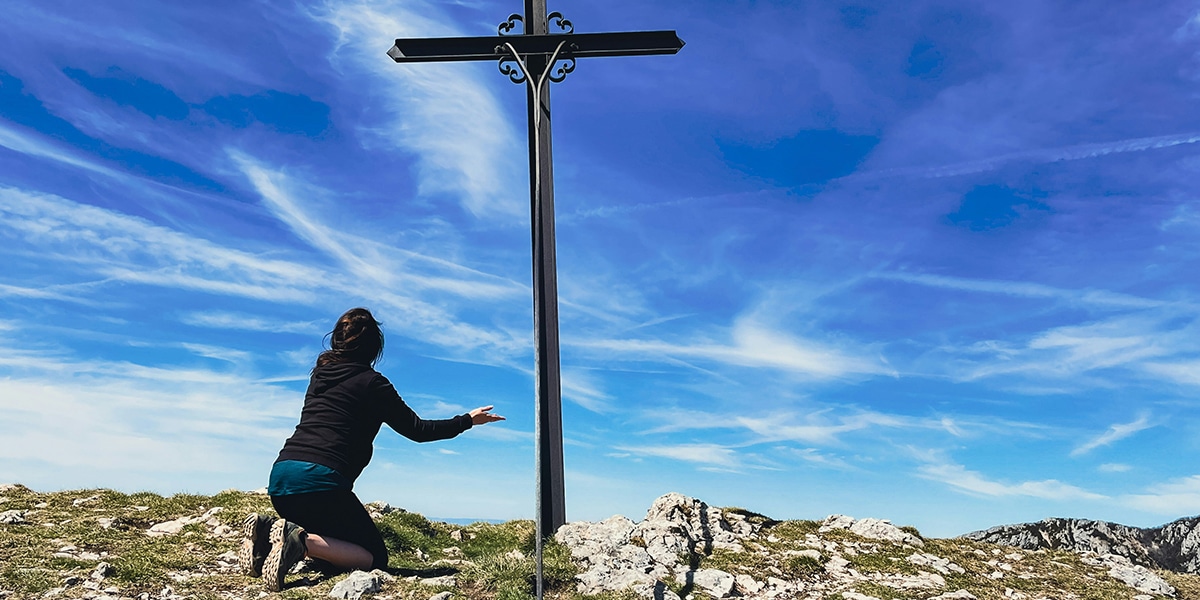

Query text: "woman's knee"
[369, 544, 389, 570]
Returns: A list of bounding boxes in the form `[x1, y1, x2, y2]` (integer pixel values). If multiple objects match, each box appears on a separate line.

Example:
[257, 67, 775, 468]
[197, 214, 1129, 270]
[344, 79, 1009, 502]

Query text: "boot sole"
[263, 518, 307, 591]
[263, 518, 287, 591]
[238, 513, 261, 577]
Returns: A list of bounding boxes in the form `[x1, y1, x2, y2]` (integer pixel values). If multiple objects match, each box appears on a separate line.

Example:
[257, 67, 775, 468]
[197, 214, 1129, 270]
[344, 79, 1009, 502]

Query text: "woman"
[239, 307, 504, 591]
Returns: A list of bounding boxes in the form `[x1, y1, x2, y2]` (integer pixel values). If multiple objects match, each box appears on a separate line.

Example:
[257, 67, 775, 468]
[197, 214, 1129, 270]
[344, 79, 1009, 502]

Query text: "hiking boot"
[237, 513, 276, 577]
[263, 518, 307, 592]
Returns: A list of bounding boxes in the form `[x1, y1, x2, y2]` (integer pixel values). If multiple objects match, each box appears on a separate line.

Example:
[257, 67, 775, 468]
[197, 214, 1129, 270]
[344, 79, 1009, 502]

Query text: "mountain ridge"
[964, 515, 1200, 574]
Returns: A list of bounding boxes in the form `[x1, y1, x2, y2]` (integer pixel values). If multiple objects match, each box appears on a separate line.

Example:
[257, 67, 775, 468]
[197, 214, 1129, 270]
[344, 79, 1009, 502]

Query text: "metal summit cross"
[388, 2, 682, 594]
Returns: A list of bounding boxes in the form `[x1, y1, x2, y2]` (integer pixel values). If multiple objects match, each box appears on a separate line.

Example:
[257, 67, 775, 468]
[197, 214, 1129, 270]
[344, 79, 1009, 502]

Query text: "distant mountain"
[964, 516, 1200, 573]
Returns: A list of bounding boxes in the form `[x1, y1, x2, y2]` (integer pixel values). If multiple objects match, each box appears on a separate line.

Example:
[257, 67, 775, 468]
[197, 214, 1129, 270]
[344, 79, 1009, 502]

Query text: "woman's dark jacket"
[275, 362, 473, 483]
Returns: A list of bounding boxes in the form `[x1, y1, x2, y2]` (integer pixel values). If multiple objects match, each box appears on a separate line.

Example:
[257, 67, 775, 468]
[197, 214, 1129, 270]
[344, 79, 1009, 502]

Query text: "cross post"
[389, 5, 683, 596]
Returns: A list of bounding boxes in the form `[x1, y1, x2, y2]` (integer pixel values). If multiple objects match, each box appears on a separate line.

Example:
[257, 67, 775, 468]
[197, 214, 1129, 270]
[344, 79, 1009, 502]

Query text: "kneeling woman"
[240, 307, 504, 591]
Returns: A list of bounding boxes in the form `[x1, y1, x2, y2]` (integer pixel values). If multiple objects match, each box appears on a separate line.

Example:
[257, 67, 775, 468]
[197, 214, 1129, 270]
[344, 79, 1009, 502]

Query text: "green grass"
[0, 487, 1186, 600]
[0, 486, 597, 600]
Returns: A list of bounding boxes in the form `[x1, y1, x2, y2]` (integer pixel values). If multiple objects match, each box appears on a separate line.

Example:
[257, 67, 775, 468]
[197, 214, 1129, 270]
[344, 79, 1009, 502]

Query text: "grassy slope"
[0, 485, 1197, 600]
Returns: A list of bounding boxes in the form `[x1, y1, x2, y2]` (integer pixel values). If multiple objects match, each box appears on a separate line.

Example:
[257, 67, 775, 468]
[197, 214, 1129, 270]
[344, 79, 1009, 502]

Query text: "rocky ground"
[2, 484, 1198, 600]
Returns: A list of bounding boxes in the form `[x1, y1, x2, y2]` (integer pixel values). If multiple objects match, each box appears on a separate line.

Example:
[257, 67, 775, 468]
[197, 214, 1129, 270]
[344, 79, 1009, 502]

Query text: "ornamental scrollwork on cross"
[498, 14, 523, 35]
[494, 12, 577, 86]
[547, 12, 573, 34]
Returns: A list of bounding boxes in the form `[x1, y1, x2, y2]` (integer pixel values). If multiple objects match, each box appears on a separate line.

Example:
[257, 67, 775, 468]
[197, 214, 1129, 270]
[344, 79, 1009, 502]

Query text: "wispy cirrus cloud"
[181, 311, 324, 335]
[1142, 360, 1200, 387]
[883, 272, 1200, 387]
[955, 313, 1199, 385]
[918, 460, 1106, 501]
[1071, 415, 1153, 457]
[0, 185, 324, 302]
[640, 405, 1051, 450]
[0, 121, 128, 180]
[735, 412, 906, 446]
[1123, 475, 1200, 516]
[0, 342, 297, 481]
[873, 271, 1172, 310]
[855, 132, 1200, 181]
[314, 0, 524, 220]
[580, 315, 887, 378]
[616, 443, 743, 470]
[0, 282, 93, 303]
[232, 153, 527, 301]
[776, 446, 856, 471]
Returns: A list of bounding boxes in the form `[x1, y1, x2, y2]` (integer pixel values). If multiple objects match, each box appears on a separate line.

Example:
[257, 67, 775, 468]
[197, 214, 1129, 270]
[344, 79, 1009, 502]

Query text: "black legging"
[271, 489, 389, 570]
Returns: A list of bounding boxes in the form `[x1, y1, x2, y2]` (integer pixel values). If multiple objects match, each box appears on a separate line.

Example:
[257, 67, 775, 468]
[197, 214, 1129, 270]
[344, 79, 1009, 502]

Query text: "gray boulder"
[821, 514, 924, 547]
[555, 493, 763, 597]
[329, 570, 383, 600]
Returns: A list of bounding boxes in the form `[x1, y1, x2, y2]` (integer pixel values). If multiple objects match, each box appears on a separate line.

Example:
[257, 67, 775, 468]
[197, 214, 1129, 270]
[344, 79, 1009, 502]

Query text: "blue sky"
[2, 0, 1199, 538]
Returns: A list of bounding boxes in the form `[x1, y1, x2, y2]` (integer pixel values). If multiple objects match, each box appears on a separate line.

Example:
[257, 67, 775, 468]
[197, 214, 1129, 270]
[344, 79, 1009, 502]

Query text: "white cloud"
[181, 311, 323, 335]
[617, 443, 742, 469]
[314, 0, 524, 219]
[0, 350, 297, 479]
[180, 343, 254, 364]
[581, 315, 885, 378]
[736, 414, 868, 446]
[0, 176, 530, 363]
[873, 271, 1168, 310]
[1124, 475, 1200, 515]
[918, 461, 1106, 501]
[0, 122, 127, 181]
[855, 132, 1200, 181]
[1071, 415, 1153, 457]
[640, 405, 1016, 450]
[1142, 360, 1200, 386]
[0, 282, 89, 303]
[935, 310, 1200, 388]
[561, 368, 611, 413]
[776, 447, 856, 470]
[0, 185, 325, 302]
[227, 154, 534, 362]
[1098, 463, 1132, 473]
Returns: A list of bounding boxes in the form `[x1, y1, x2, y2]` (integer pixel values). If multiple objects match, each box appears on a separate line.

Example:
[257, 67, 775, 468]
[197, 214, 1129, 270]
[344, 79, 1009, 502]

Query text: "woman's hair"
[314, 307, 385, 371]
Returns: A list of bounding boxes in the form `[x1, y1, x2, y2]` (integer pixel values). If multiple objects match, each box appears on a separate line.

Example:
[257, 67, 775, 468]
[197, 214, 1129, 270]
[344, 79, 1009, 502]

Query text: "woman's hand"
[469, 405, 506, 425]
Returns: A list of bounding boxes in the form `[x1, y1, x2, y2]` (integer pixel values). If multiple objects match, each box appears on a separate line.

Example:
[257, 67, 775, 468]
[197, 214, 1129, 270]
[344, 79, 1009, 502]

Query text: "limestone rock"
[91, 562, 113, 580]
[555, 492, 769, 597]
[329, 570, 383, 599]
[677, 568, 736, 598]
[364, 501, 399, 519]
[842, 592, 882, 600]
[734, 573, 762, 595]
[73, 494, 101, 506]
[1079, 553, 1175, 596]
[146, 507, 223, 537]
[821, 515, 924, 547]
[418, 575, 455, 587]
[0, 509, 25, 524]
[930, 591, 977, 600]
[908, 552, 965, 574]
[428, 593, 452, 600]
[555, 514, 661, 594]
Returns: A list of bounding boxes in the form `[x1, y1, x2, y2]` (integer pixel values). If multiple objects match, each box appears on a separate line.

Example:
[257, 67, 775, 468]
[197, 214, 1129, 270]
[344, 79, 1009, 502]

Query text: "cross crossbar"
[388, 30, 684, 63]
